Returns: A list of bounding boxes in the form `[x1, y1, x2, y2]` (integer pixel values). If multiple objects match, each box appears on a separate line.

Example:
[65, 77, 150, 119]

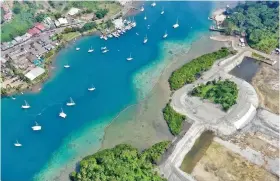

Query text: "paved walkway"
[159, 40, 261, 181]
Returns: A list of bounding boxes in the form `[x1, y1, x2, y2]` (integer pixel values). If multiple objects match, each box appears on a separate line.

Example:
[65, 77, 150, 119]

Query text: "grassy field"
[1, 2, 36, 42]
[62, 32, 81, 42]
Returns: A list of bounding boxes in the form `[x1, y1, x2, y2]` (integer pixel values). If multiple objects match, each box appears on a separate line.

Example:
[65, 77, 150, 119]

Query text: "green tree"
[35, 13, 46, 22]
[13, 6, 21, 14]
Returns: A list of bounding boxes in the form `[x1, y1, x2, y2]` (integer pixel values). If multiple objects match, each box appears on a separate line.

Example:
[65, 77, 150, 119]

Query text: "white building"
[68, 8, 80, 16]
[14, 36, 23, 43]
[25, 67, 45, 81]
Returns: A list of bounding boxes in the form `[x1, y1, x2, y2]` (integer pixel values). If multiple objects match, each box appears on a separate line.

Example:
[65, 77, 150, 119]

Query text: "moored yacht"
[126, 53, 133, 61]
[131, 17, 136, 27]
[102, 49, 109, 53]
[64, 63, 70, 68]
[76, 47, 80, 51]
[143, 34, 148, 44]
[11, 96, 16, 100]
[101, 46, 107, 50]
[88, 47, 94, 53]
[88, 85, 96, 91]
[14, 140, 22, 147]
[151, 1, 156, 7]
[163, 30, 168, 39]
[161, 7, 165, 14]
[59, 108, 67, 118]
[144, 13, 147, 20]
[32, 121, 42, 131]
[21, 100, 30, 109]
[66, 97, 75, 106]
[140, 6, 144, 12]
[173, 18, 179, 28]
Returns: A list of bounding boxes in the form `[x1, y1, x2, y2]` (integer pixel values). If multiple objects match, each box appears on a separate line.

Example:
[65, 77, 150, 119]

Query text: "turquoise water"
[1, 2, 213, 181]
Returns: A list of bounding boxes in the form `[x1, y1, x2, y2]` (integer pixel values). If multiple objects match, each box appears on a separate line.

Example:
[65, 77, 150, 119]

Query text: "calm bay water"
[1, 2, 213, 180]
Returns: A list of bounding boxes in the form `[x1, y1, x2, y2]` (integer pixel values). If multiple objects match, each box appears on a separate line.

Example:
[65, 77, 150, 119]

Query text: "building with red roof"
[1, 4, 10, 13]
[28, 28, 41, 36]
[34, 23, 46, 32]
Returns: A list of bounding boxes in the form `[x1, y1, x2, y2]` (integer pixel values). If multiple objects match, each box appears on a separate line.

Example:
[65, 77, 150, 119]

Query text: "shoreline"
[46, 33, 227, 181]
[100, 33, 227, 150]
[4, 2, 142, 97]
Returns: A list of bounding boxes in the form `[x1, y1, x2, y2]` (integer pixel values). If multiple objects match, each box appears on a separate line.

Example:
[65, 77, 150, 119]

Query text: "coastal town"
[1, 1, 279, 181]
[1, 0, 137, 96]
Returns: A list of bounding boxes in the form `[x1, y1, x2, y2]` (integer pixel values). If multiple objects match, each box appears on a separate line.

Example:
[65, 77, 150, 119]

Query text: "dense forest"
[163, 103, 185, 135]
[191, 79, 238, 111]
[168, 47, 234, 90]
[70, 142, 171, 181]
[223, 1, 279, 53]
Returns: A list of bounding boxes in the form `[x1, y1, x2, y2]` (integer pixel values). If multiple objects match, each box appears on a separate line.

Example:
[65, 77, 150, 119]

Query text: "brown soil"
[252, 64, 279, 114]
[192, 141, 278, 181]
[230, 132, 279, 159]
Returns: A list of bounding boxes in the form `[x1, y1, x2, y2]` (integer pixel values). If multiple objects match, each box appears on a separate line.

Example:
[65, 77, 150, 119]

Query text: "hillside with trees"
[70, 142, 171, 181]
[223, 1, 279, 53]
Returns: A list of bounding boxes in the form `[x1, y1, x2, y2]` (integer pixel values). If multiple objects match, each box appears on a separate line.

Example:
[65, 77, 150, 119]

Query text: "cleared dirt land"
[191, 141, 278, 181]
[252, 64, 279, 114]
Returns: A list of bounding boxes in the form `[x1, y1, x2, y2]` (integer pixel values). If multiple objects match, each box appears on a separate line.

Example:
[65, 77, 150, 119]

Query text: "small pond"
[229, 57, 261, 82]
[180, 131, 214, 173]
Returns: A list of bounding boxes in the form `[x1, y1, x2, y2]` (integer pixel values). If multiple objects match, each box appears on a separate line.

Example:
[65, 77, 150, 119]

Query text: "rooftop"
[68, 7, 80, 16]
[28, 27, 41, 35]
[25, 67, 45, 81]
[35, 23, 46, 31]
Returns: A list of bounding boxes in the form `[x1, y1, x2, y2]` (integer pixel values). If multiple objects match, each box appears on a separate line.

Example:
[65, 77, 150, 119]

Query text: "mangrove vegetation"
[70, 142, 171, 181]
[163, 103, 185, 135]
[168, 47, 234, 90]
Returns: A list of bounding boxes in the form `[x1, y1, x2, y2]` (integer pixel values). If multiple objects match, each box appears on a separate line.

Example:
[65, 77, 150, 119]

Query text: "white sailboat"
[163, 30, 168, 39]
[140, 6, 144, 12]
[126, 53, 133, 61]
[59, 108, 67, 118]
[101, 46, 107, 50]
[173, 18, 179, 28]
[88, 85, 96, 91]
[151, 1, 156, 7]
[14, 140, 22, 147]
[64, 62, 70, 68]
[161, 7, 165, 15]
[88, 47, 94, 53]
[32, 121, 42, 131]
[102, 49, 109, 53]
[76, 47, 80, 51]
[143, 35, 148, 44]
[66, 97, 75, 106]
[21, 100, 30, 109]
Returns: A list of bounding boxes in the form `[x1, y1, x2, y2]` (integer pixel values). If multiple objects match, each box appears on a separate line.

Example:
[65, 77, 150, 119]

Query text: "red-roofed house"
[1, 4, 10, 13]
[35, 23, 46, 32]
[4, 12, 12, 21]
[28, 28, 41, 36]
